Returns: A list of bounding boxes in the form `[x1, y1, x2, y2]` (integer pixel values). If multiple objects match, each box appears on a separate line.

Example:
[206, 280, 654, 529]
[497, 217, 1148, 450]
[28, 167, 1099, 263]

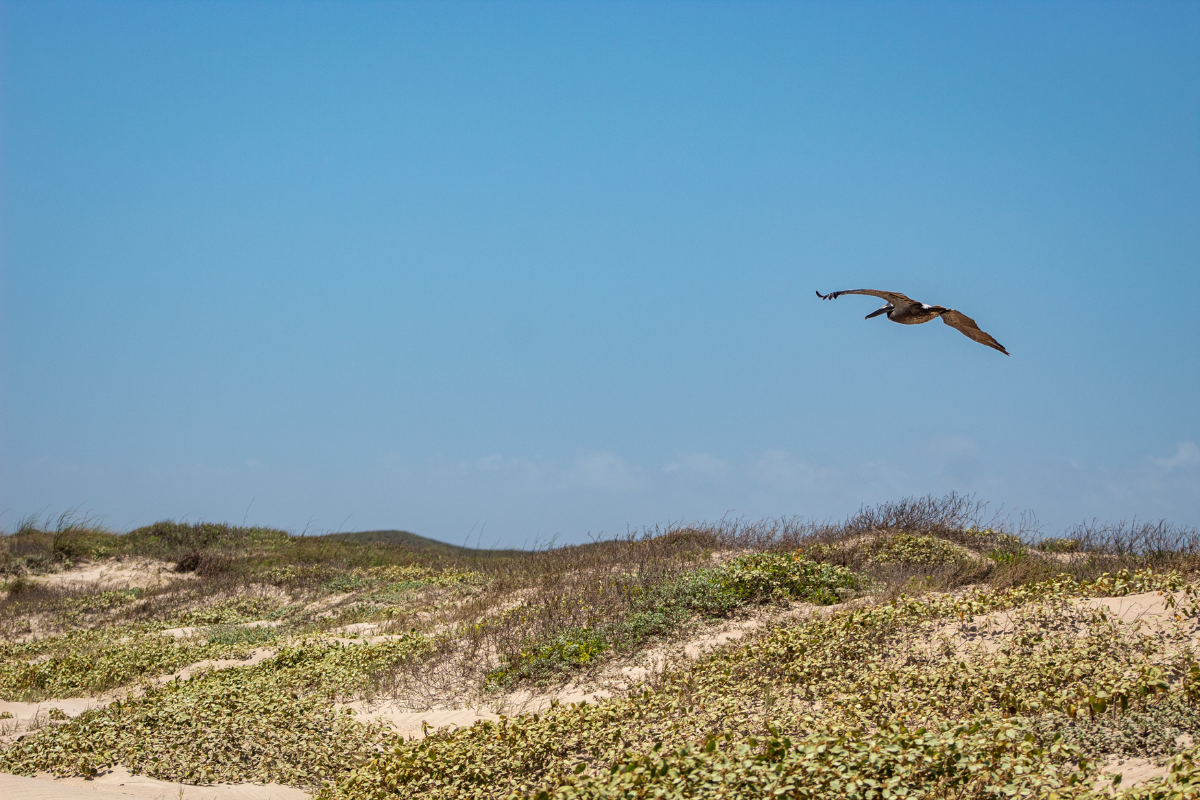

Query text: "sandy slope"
[33, 560, 189, 591]
[0, 648, 277, 744]
[3, 571, 1193, 794]
[0, 768, 309, 800]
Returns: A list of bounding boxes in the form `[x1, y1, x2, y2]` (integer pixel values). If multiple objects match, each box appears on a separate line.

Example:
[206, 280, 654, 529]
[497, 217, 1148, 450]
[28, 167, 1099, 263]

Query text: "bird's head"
[864, 305, 892, 320]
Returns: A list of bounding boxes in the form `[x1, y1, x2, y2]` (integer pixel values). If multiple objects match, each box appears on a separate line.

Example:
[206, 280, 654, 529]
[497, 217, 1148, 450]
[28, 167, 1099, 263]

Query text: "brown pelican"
[816, 289, 1009, 355]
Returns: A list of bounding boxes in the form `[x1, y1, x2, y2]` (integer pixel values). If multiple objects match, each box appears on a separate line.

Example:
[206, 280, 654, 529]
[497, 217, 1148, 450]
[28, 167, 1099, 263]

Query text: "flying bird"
[815, 289, 1009, 355]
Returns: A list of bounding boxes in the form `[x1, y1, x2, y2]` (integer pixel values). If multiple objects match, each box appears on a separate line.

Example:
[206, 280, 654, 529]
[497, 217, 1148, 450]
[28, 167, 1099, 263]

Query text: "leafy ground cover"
[485, 553, 861, 687]
[2, 495, 1200, 798]
[0, 637, 428, 784]
[330, 569, 1200, 800]
[0, 626, 256, 699]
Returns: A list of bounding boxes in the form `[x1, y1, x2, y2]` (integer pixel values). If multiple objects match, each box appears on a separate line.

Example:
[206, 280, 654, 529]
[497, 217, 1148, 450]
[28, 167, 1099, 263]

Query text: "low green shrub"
[62, 590, 141, 615]
[123, 522, 290, 560]
[868, 532, 965, 566]
[1030, 695, 1200, 762]
[487, 628, 609, 688]
[203, 624, 280, 647]
[718, 552, 860, 605]
[0, 662, 387, 787]
[629, 570, 738, 619]
[1039, 537, 1082, 553]
[267, 636, 432, 698]
[325, 574, 369, 593]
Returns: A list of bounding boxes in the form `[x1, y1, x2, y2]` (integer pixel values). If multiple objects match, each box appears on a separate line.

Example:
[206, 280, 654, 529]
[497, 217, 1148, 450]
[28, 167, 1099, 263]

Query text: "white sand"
[1094, 756, 1169, 792]
[0, 768, 309, 800]
[33, 560, 189, 591]
[0, 698, 100, 744]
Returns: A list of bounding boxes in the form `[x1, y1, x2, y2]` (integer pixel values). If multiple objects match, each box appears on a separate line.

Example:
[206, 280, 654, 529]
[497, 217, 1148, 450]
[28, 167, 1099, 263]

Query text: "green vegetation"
[1030, 695, 1200, 762]
[2, 495, 1200, 798]
[332, 568, 1200, 800]
[326, 529, 524, 558]
[0, 628, 251, 699]
[867, 531, 966, 565]
[486, 553, 861, 688]
[1039, 536, 1082, 553]
[1, 516, 513, 580]
[0, 637, 428, 784]
[719, 552, 861, 604]
[1, 514, 122, 576]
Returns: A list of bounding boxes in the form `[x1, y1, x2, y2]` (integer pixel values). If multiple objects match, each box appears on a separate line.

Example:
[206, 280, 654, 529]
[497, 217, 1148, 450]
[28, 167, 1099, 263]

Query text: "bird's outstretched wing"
[815, 289, 915, 306]
[941, 310, 1009, 355]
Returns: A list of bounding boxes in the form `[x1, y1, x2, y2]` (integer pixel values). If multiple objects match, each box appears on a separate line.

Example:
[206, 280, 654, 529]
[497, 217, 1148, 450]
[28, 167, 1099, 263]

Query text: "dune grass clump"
[0, 514, 122, 576]
[123, 521, 292, 562]
[1038, 536, 1082, 553]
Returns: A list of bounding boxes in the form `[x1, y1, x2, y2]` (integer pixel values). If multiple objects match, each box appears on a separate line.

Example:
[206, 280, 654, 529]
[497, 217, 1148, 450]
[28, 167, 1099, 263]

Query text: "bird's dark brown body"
[815, 289, 1008, 354]
[887, 304, 945, 325]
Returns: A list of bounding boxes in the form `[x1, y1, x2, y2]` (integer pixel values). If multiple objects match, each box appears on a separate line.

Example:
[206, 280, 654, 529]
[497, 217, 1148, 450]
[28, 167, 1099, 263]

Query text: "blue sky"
[3, 1, 1198, 546]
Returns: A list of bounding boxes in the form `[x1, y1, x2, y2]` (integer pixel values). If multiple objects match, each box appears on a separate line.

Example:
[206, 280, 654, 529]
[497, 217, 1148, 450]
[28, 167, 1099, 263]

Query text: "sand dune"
[0, 769, 309, 800]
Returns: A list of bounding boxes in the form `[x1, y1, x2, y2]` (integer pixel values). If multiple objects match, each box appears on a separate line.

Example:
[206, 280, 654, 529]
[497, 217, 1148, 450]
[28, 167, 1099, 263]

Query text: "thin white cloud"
[454, 452, 644, 493]
[476, 454, 505, 471]
[932, 435, 979, 458]
[565, 452, 644, 492]
[750, 449, 841, 491]
[663, 452, 728, 477]
[1150, 442, 1200, 471]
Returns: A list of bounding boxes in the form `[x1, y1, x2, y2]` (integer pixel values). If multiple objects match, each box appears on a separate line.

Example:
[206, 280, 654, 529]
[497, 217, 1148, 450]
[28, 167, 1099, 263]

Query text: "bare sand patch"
[330, 622, 383, 637]
[0, 768, 310, 799]
[1094, 756, 1169, 792]
[159, 626, 203, 639]
[239, 620, 284, 630]
[34, 560, 189, 591]
[337, 681, 615, 741]
[683, 618, 762, 659]
[339, 704, 501, 740]
[301, 593, 354, 616]
[0, 698, 100, 744]
[1080, 590, 1199, 634]
[929, 590, 1200, 658]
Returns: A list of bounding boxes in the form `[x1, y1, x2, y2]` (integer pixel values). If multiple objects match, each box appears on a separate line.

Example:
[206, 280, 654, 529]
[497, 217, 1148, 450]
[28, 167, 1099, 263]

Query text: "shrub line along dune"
[2, 496, 1200, 799]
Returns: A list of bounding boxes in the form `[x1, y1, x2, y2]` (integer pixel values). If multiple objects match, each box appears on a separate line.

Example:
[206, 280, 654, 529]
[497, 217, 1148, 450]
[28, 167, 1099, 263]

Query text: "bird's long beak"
[864, 306, 890, 319]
